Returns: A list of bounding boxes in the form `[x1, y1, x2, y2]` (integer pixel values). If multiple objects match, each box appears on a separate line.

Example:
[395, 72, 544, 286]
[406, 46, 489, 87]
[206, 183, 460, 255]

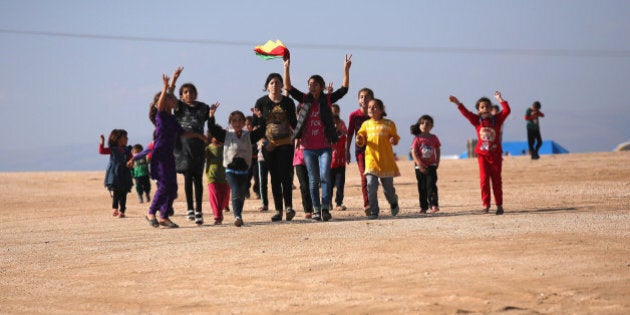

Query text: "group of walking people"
[99, 51, 546, 228]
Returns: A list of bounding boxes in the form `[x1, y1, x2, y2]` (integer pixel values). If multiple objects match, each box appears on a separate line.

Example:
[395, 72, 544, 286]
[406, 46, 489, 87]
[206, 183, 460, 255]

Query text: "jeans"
[366, 174, 398, 216]
[226, 172, 249, 219]
[303, 147, 332, 211]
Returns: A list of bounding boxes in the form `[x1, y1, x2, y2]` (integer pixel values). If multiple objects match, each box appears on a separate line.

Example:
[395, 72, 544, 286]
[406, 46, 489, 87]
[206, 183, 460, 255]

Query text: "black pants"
[111, 188, 128, 213]
[295, 164, 312, 213]
[258, 160, 269, 207]
[247, 157, 260, 197]
[527, 128, 543, 159]
[134, 175, 151, 197]
[415, 166, 438, 210]
[184, 169, 203, 212]
[263, 144, 294, 211]
[328, 166, 346, 207]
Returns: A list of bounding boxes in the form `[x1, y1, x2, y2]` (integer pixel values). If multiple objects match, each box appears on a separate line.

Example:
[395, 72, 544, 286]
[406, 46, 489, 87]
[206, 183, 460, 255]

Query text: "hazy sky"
[1, 0, 629, 171]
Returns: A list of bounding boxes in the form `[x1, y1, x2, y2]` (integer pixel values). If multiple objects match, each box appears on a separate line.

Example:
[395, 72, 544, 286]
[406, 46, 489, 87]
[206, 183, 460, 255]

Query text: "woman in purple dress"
[146, 72, 207, 228]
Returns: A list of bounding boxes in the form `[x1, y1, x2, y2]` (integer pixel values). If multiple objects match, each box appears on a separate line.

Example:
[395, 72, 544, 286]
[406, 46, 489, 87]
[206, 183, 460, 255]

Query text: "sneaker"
[420, 209, 428, 214]
[304, 212, 313, 219]
[271, 211, 283, 222]
[187, 210, 195, 221]
[390, 204, 399, 217]
[496, 206, 504, 215]
[112, 210, 119, 217]
[224, 206, 230, 212]
[286, 208, 296, 221]
[322, 209, 332, 222]
[340, 205, 347, 211]
[483, 206, 490, 214]
[213, 218, 222, 225]
[258, 205, 268, 212]
[368, 214, 379, 220]
[118, 212, 125, 218]
[429, 206, 440, 214]
[364, 207, 371, 216]
[312, 212, 322, 221]
[194, 212, 204, 225]
[234, 217, 243, 227]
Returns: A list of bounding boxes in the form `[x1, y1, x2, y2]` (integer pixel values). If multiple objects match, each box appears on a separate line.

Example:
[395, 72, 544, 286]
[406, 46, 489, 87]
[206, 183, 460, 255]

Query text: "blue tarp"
[459, 140, 569, 158]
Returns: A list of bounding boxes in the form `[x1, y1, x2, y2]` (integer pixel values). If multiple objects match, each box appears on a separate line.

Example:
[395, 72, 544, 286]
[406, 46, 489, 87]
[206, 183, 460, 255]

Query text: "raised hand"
[209, 102, 220, 117]
[494, 91, 504, 103]
[344, 54, 352, 70]
[173, 66, 184, 79]
[448, 95, 461, 105]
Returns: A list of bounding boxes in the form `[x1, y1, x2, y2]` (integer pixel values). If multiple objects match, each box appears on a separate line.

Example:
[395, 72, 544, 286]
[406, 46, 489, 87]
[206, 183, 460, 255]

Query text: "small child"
[131, 144, 152, 203]
[99, 129, 133, 218]
[293, 142, 313, 218]
[525, 101, 545, 160]
[205, 133, 230, 225]
[329, 114, 347, 211]
[355, 98, 400, 219]
[410, 115, 441, 214]
[448, 91, 511, 215]
[207, 103, 266, 227]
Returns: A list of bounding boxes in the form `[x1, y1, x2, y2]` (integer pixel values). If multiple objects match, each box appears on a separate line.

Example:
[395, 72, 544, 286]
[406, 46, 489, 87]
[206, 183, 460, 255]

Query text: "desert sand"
[1, 152, 628, 314]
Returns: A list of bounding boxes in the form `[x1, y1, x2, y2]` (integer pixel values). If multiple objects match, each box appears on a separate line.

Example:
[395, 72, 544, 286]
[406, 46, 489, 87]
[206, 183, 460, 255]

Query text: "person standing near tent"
[525, 101, 545, 160]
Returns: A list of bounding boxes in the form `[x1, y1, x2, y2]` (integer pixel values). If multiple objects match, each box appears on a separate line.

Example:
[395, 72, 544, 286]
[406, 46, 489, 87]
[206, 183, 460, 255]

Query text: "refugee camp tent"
[459, 140, 569, 158]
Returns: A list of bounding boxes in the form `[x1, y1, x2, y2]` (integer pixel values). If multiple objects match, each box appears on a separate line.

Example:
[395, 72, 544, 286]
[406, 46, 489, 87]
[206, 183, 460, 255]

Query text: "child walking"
[329, 114, 347, 211]
[131, 144, 151, 203]
[283, 53, 352, 221]
[355, 99, 400, 219]
[146, 72, 207, 228]
[410, 115, 441, 214]
[205, 134, 230, 225]
[99, 129, 134, 218]
[448, 91, 511, 215]
[207, 103, 265, 227]
[346, 88, 374, 215]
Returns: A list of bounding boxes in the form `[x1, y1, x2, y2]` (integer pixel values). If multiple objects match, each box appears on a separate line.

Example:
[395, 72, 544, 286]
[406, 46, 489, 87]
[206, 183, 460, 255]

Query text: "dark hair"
[228, 110, 246, 125]
[308, 75, 325, 89]
[371, 98, 387, 117]
[331, 103, 340, 113]
[179, 83, 198, 99]
[108, 129, 127, 147]
[264, 73, 283, 91]
[410, 115, 434, 136]
[475, 97, 492, 110]
[149, 92, 161, 125]
[245, 116, 253, 123]
[358, 87, 374, 99]
[132, 144, 143, 152]
[532, 101, 541, 109]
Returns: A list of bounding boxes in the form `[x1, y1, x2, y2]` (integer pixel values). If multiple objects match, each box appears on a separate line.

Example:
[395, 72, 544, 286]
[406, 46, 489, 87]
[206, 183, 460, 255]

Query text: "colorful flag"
[254, 40, 288, 60]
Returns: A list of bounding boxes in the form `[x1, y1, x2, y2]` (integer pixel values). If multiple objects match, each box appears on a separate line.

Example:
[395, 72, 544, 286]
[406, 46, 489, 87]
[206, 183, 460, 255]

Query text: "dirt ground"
[1, 152, 628, 314]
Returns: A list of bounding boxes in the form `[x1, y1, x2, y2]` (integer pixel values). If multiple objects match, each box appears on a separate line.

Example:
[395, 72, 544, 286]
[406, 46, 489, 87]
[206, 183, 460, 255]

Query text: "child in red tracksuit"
[449, 91, 511, 215]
